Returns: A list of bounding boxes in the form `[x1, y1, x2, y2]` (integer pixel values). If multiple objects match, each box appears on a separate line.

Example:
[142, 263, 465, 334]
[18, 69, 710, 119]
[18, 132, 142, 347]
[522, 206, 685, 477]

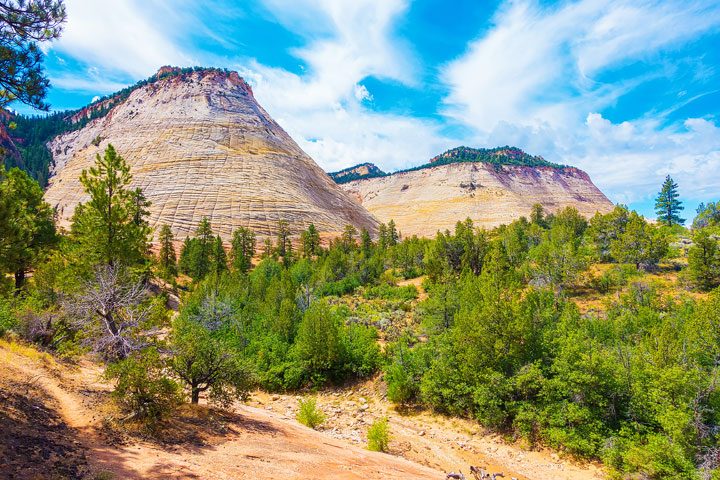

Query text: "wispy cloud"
[441, 0, 720, 204]
[52, 0, 193, 79]
[236, 0, 450, 171]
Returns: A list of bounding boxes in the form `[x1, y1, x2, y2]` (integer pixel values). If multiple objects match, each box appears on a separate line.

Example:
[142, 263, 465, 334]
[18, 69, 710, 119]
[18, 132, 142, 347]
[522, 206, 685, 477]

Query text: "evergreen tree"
[301, 223, 320, 258]
[341, 224, 358, 252]
[530, 203, 547, 228]
[275, 220, 291, 258]
[387, 219, 399, 246]
[261, 237, 274, 259]
[610, 212, 668, 270]
[178, 237, 192, 275]
[230, 227, 255, 273]
[693, 201, 720, 229]
[0, 0, 66, 110]
[360, 228, 373, 257]
[157, 224, 177, 278]
[0, 166, 56, 290]
[178, 218, 214, 280]
[377, 223, 389, 249]
[210, 235, 227, 276]
[71, 144, 150, 267]
[687, 230, 720, 291]
[654, 175, 685, 226]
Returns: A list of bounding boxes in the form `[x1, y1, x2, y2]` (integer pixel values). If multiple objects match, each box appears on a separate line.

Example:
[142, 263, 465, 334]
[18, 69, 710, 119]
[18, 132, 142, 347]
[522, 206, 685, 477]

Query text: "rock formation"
[340, 157, 614, 238]
[43, 67, 377, 241]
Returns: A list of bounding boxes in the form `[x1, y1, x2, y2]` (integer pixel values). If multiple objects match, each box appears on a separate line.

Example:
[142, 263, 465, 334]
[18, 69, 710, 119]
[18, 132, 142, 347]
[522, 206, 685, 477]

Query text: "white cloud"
[51, 0, 193, 79]
[441, 0, 720, 204]
[50, 74, 129, 94]
[233, 0, 450, 172]
[353, 84, 372, 102]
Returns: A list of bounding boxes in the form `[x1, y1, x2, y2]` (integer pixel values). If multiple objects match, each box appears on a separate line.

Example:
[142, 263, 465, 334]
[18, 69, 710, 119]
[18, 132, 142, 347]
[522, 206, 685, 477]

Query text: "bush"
[0, 299, 17, 337]
[296, 397, 325, 429]
[367, 417, 391, 452]
[342, 323, 380, 377]
[362, 283, 418, 301]
[316, 275, 360, 297]
[590, 264, 639, 293]
[105, 348, 182, 425]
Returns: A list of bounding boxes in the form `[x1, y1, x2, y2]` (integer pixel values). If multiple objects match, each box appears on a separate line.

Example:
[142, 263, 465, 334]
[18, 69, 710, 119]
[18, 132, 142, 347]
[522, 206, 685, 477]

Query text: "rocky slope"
[43, 67, 377, 241]
[341, 155, 614, 238]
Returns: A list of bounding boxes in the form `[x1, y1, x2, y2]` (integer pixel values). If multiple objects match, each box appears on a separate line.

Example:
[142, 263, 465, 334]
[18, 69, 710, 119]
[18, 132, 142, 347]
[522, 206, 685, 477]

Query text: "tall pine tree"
[71, 144, 150, 267]
[230, 227, 255, 273]
[0, 167, 56, 290]
[654, 175, 685, 226]
[157, 224, 177, 278]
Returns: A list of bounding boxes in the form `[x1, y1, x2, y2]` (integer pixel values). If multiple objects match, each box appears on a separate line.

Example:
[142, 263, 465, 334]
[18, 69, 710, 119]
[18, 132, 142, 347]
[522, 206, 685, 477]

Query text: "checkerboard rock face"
[44, 68, 378, 242]
[341, 162, 615, 238]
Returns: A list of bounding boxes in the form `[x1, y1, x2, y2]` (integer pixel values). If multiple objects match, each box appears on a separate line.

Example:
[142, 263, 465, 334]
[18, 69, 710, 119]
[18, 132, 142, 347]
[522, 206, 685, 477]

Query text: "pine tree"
[210, 235, 227, 276]
[157, 224, 177, 278]
[0, 0, 66, 110]
[0, 167, 56, 290]
[341, 224, 358, 252]
[360, 228, 373, 256]
[387, 219, 399, 246]
[687, 230, 720, 291]
[178, 218, 214, 280]
[301, 223, 320, 258]
[261, 237, 274, 259]
[276, 220, 291, 258]
[230, 227, 256, 273]
[611, 212, 668, 270]
[654, 175, 685, 226]
[71, 144, 150, 267]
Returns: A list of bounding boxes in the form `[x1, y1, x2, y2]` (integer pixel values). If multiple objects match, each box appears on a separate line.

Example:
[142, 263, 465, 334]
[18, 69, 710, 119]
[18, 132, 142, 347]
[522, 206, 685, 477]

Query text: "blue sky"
[21, 0, 720, 221]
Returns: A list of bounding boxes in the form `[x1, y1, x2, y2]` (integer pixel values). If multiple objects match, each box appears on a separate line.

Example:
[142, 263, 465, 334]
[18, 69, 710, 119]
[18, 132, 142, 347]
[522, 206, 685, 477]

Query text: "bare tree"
[65, 265, 148, 361]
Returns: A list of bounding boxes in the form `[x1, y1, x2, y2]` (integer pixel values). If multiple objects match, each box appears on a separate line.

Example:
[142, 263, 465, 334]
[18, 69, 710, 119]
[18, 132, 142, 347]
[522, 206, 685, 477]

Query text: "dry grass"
[0, 338, 56, 367]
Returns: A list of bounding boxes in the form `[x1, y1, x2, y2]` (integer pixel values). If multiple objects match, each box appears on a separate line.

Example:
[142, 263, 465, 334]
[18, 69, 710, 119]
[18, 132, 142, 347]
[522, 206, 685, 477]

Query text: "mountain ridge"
[340, 159, 614, 237]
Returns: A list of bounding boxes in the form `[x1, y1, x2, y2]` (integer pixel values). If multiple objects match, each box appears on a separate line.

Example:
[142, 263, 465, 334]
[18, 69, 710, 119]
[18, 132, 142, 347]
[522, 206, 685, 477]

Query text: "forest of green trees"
[2, 145, 720, 478]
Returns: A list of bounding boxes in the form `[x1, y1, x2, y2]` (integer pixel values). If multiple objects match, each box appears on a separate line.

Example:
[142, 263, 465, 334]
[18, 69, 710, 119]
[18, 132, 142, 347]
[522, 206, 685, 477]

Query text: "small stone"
[419, 430, 425, 436]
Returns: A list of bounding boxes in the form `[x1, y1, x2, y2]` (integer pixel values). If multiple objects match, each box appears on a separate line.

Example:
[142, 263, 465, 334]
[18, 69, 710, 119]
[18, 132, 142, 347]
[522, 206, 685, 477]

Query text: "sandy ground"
[249, 377, 605, 480]
[0, 342, 437, 480]
[0, 340, 605, 480]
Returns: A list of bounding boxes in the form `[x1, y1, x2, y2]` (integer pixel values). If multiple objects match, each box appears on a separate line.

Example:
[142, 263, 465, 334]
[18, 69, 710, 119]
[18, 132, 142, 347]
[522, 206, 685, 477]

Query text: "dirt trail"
[1, 342, 605, 480]
[251, 380, 605, 480]
[1, 343, 443, 479]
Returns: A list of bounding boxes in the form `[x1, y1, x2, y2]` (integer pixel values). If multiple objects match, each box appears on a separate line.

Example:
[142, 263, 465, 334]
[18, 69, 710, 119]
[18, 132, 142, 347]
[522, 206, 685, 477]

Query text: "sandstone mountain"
[41, 67, 377, 241]
[336, 147, 614, 238]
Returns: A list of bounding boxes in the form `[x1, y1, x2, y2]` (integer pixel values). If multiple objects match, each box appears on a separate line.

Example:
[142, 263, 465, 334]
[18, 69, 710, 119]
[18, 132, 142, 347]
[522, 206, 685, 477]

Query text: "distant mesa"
[336, 146, 614, 238]
[37, 66, 377, 241]
[328, 162, 387, 184]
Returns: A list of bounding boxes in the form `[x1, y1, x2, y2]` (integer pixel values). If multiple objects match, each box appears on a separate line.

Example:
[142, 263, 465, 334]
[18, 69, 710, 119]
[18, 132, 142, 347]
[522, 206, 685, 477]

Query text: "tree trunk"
[191, 387, 200, 404]
[14, 269, 25, 294]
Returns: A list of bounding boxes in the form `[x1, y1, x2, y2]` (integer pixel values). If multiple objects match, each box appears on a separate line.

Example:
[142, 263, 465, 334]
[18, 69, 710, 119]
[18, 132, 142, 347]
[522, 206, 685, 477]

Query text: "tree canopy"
[0, 0, 66, 110]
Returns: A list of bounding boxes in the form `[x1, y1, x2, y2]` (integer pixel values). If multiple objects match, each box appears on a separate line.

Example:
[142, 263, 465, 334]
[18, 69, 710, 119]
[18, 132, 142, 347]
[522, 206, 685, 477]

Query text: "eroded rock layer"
[44, 68, 378, 241]
[341, 162, 614, 238]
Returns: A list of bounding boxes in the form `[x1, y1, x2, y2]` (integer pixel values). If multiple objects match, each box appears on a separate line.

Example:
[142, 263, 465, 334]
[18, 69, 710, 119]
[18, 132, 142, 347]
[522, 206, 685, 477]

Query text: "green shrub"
[367, 417, 391, 452]
[591, 264, 638, 293]
[362, 283, 418, 301]
[0, 299, 17, 337]
[316, 275, 360, 297]
[296, 397, 325, 429]
[105, 348, 182, 426]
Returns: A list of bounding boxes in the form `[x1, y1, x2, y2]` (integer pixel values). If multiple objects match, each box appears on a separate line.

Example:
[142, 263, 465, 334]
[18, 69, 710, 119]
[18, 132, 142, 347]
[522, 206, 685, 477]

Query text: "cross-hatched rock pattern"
[44, 69, 378, 241]
[341, 162, 615, 238]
